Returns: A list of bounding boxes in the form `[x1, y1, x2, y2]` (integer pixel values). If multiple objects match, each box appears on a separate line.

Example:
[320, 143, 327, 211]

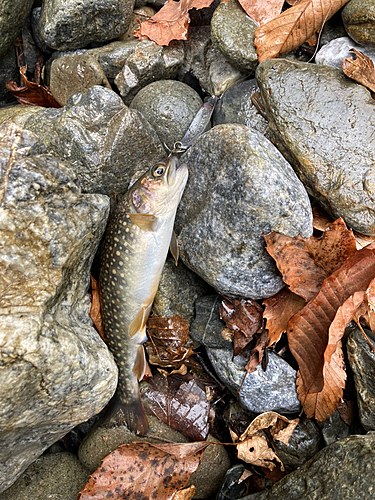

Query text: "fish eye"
[152, 164, 166, 177]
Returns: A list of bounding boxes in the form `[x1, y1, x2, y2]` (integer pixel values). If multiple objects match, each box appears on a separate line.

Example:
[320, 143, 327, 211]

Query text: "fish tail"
[101, 390, 149, 435]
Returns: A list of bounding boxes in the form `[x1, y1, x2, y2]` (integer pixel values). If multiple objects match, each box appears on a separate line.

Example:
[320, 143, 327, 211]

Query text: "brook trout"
[99, 156, 188, 434]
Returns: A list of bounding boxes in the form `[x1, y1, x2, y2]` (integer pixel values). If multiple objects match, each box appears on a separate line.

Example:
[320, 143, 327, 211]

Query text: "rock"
[242, 434, 375, 500]
[178, 26, 212, 92]
[50, 54, 112, 106]
[217, 464, 248, 500]
[315, 36, 375, 70]
[212, 79, 268, 135]
[190, 295, 233, 349]
[30, 7, 53, 54]
[21, 13, 43, 75]
[347, 327, 375, 431]
[210, 0, 258, 73]
[0, 105, 43, 126]
[273, 418, 324, 471]
[130, 80, 203, 149]
[0, 122, 117, 493]
[175, 124, 313, 299]
[79, 415, 230, 499]
[39, 0, 135, 51]
[0, 0, 33, 58]
[256, 59, 375, 236]
[24, 86, 165, 199]
[85, 40, 140, 81]
[342, 0, 375, 45]
[152, 258, 210, 325]
[114, 40, 184, 105]
[0, 453, 89, 500]
[208, 53, 246, 96]
[206, 347, 301, 415]
[119, 5, 156, 41]
[0, 47, 19, 107]
[317, 410, 351, 445]
[319, 11, 348, 46]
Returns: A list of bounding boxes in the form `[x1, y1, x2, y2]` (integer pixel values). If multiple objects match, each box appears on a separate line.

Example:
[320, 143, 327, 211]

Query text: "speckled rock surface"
[39, 0, 135, 51]
[0, 105, 43, 127]
[0, 47, 19, 107]
[130, 80, 203, 149]
[212, 79, 268, 134]
[114, 40, 184, 104]
[153, 258, 210, 325]
[211, 0, 258, 72]
[256, 59, 375, 236]
[0, 122, 117, 493]
[24, 86, 165, 199]
[0, 0, 33, 58]
[207, 347, 301, 415]
[242, 434, 375, 500]
[317, 410, 350, 446]
[315, 36, 375, 70]
[342, 0, 375, 45]
[50, 54, 112, 106]
[79, 415, 230, 499]
[347, 327, 375, 431]
[0, 453, 89, 500]
[175, 124, 313, 299]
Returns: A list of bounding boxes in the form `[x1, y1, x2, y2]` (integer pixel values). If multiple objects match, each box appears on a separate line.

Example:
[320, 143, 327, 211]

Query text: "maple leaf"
[5, 66, 61, 107]
[135, 0, 215, 46]
[78, 442, 209, 500]
[238, 0, 285, 26]
[342, 49, 375, 94]
[254, 0, 351, 63]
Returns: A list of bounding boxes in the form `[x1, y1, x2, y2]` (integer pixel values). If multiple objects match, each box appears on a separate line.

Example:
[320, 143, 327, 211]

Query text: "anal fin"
[133, 345, 146, 381]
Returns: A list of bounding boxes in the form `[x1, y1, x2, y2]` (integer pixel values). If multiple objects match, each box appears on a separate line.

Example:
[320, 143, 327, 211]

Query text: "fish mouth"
[167, 156, 188, 191]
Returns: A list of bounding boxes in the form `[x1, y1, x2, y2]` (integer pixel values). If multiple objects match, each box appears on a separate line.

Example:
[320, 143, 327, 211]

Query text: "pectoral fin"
[127, 213, 158, 232]
[133, 345, 147, 381]
[170, 230, 179, 266]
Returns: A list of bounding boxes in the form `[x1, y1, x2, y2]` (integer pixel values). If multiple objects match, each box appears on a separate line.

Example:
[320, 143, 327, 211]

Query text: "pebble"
[315, 36, 375, 70]
[208, 53, 246, 96]
[342, 0, 375, 45]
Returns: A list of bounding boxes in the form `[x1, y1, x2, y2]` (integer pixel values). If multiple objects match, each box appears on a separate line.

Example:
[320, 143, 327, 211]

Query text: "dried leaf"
[254, 0, 350, 63]
[135, 0, 215, 46]
[342, 49, 375, 93]
[366, 277, 375, 333]
[78, 442, 208, 500]
[238, 0, 284, 26]
[173, 485, 196, 500]
[263, 288, 306, 347]
[6, 66, 61, 107]
[337, 399, 355, 426]
[265, 218, 357, 302]
[145, 315, 193, 367]
[288, 244, 375, 420]
[244, 329, 269, 374]
[142, 373, 210, 441]
[312, 204, 333, 231]
[89, 276, 105, 341]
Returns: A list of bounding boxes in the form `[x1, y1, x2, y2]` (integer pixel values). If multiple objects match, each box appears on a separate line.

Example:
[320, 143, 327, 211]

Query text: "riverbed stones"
[86, 40, 140, 81]
[242, 434, 375, 500]
[210, 0, 258, 73]
[256, 59, 375, 236]
[0, 105, 43, 127]
[315, 36, 375, 70]
[0, 0, 33, 58]
[175, 124, 312, 299]
[0, 122, 117, 493]
[38, 0, 135, 51]
[130, 80, 203, 149]
[24, 86, 165, 198]
[347, 327, 375, 431]
[342, 0, 375, 45]
[207, 347, 301, 415]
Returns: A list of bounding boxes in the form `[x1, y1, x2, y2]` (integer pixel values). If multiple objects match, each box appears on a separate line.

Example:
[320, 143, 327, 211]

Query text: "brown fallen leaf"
[312, 204, 334, 231]
[244, 329, 269, 374]
[265, 218, 357, 302]
[254, 0, 350, 63]
[135, 0, 215, 46]
[6, 66, 61, 107]
[174, 485, 196, 500]
[342, 49, 375, 93]
[89, 276, 105, 341]
[238, 0, 285, 26]
[78, 441, 208, 500]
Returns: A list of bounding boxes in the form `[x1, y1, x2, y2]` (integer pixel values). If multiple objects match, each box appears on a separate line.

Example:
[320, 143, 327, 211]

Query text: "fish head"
[130, 156, 188, 217]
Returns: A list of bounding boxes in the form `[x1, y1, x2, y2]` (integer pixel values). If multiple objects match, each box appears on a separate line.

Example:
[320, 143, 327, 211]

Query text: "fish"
[99, 155, 188, 434]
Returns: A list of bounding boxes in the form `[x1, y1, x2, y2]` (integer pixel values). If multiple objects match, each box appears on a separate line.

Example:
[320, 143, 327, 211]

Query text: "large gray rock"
[24, 86, 165, 199]
[39, 0, 135, 51]
[207, 347, 301, 415]
[242, 433, 375, 500]
[347, 327, 375, 431]
[342, 0, 375, 45]
[85, 40, 140, 80]
[0, 0, 33, 58]
[0, 105, 42, 127]
[256, 59, 375, 236]
[175, 124, 313, 299]
[0, 122, 117, 493]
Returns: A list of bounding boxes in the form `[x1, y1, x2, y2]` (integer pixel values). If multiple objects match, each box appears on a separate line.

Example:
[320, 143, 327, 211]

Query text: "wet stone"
[217, 464, 248, 500]
[315, 36, 375, 70]
[208, 52, 246, 96]
[210, 0, 258, 73]
[256, 59, 375, 236]
[212, 79, 268, 135]
[119, 5, 156, 41]
[85, 40, 140, 81]
[50, 54, 112, 106]
[0, 0, 33, 58]
[317, 410, 351, 445]
[130, 80, 203, 150]
[39, 0, 135, 51]
[30, 7, 53, 55]
[347, 327, 375, 431]
[0, 105, 42, 127]
[206, 347, 301, 415]
[176, 124, 312, 299]
[342, 0, 375, 45]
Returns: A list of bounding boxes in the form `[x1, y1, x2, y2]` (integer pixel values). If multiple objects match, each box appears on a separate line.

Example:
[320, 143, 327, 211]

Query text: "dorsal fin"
[133, 345, 147, 381]
[170, 230, 179, 266]
[127, 213, 158, 232]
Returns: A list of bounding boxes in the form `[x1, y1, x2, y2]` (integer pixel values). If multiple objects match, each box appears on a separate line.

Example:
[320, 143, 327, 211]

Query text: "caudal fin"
[101, 391, 149, 435]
